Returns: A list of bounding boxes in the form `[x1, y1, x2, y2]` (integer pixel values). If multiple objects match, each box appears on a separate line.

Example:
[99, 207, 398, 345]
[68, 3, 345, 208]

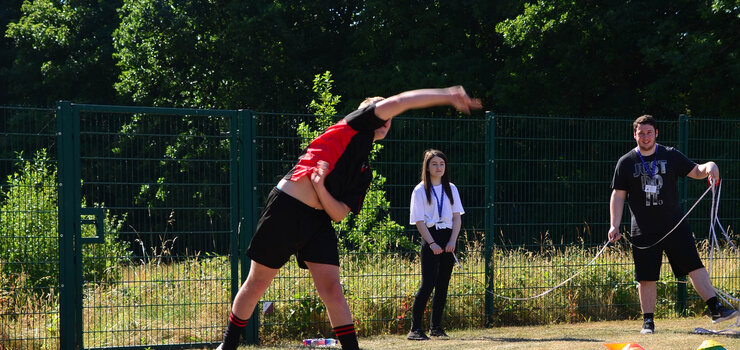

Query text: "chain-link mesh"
[0, 107, 59, 349]
[1, 106, 738, 348]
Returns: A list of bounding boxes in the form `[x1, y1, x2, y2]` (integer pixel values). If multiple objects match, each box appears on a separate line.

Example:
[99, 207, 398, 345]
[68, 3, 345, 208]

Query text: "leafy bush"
[0, 150, 59, 290]
[0, 149, 130, 291]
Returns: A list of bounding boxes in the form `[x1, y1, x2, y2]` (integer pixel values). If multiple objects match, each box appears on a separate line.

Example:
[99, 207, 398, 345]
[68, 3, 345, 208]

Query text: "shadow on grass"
[458, 336, 603, 343]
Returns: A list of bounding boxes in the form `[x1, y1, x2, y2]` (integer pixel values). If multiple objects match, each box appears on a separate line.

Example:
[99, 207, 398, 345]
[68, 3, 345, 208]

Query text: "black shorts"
[632, 228, 704, 281]
[247, 187, 339, 269]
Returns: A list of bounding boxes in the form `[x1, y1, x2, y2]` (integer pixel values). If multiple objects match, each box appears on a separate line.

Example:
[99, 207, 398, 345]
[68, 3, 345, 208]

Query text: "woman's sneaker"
[429, 327, 449, 338]
[712, 305, 739, 323]
[407, 328, 430, 340]
[640, 318, 654, 334]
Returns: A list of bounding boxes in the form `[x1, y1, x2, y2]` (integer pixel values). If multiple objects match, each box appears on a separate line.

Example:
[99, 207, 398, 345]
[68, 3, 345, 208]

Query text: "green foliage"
[285, 292, 329, 338]
[4, 0, 121, 105]
[0, 149, 58, 290]
[0, 149, 130, 290]
[113, 0, 218, 107]
[297, 71, 339, 150]
[0, 1, 23, 103]
[712, 0, 740, 17]
[6, 0, 73, 51]
[4, 1, 740, 117]
[333, 171, 410, 252]
[335, 1, 504, 110]
[494, 0, 740, 116]
[298, 71, 411, 252]
[79, 197, 129, 284]
[112, 0, 352, 110]
[107, 109, 232, 255]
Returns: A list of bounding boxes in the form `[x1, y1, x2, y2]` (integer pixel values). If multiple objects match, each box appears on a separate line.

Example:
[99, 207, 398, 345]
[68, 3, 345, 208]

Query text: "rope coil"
[464, 180, 739, 330]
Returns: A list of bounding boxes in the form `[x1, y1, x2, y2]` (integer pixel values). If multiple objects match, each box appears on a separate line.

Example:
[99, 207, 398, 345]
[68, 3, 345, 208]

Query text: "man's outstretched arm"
[374, 86, 482, 121]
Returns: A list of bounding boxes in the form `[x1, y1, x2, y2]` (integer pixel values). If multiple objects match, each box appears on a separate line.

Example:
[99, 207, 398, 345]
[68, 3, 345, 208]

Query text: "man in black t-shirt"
[608, 115, 737, 334]
[216, 87, 481, 350]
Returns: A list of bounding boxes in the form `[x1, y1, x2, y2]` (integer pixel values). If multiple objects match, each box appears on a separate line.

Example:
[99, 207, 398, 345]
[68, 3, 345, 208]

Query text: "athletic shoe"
[640, 318, 654, 334]
[407, 328, 430, 340]
[429, 328, 449, 338]
[712, 304, 739, 323]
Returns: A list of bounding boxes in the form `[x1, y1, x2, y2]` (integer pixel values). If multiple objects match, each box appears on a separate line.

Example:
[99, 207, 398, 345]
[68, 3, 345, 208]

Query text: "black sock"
[706, 296, 720, 313]
[221, 312, 248, 350]
[643, 313, 654, 321]
[334, 324, 359, 350]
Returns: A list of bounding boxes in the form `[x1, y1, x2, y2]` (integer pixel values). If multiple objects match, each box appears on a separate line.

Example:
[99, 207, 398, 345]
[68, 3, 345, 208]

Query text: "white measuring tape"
[486, 242, 610, 301]
[452, 241, 610, 301]
[457, 179, 740, 322]
[630, 185, 713, 250]
[696, 181, 739, 334]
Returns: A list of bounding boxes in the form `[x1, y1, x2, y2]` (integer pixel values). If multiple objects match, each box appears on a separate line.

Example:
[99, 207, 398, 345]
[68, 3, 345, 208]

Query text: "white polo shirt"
[409, 182, 464, 229]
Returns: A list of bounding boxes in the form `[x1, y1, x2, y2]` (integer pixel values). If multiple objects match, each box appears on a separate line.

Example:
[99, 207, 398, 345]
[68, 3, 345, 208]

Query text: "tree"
[0, 0, 24, 105]
[113, 0, 357, 110]
[4, 0, 122, 106]
[335, 0, 509, 111]
[112, 0, 513, 113]
[494, 0, 740, 117]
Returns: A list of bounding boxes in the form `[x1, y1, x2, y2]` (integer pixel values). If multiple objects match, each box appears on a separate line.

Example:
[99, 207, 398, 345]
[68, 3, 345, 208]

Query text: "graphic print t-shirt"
[611, 144, 696, 243]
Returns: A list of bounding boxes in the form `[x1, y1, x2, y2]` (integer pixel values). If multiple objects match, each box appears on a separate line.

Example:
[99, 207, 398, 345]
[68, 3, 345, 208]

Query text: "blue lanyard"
[430, 185, 444, 220]
[635, 147, 657, 178]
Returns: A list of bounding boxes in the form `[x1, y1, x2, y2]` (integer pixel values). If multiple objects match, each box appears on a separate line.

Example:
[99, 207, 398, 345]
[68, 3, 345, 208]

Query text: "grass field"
[0, 247, 740, 350]
[3, 244, 737, 348]
[238, 318, 740, 350]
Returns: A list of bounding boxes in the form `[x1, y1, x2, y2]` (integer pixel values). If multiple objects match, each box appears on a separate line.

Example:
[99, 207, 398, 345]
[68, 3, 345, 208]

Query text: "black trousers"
[410, 227, 455, 330]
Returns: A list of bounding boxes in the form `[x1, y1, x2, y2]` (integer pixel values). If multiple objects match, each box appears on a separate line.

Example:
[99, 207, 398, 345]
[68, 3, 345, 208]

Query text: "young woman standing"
[407, 149, 464, 340]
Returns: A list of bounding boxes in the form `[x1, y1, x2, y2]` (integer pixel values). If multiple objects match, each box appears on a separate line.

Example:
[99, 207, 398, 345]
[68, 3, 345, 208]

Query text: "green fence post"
[57, 101, 82, 349]
[679, 114, 689, 208]
[238, 109, 259, 344]
[484, 111, 495, 326]
[230, 112, 241, 303]
[676, 114, 689, 316]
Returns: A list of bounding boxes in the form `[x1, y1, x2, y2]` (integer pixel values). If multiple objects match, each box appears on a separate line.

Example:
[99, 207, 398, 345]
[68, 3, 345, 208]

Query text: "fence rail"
[1, 104, 738, 349]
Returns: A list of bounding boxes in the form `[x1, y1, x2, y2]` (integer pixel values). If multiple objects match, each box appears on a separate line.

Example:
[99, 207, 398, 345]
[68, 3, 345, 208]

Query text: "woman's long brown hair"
[421, 149, 454, 205]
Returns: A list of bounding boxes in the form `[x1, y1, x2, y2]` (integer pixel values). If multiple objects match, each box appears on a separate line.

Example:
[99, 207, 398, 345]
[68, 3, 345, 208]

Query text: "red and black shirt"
[283, 104, 386, 214]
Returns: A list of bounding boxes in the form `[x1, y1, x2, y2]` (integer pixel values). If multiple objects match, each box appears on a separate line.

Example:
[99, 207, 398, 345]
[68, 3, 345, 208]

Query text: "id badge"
[644, 184, 657, 193]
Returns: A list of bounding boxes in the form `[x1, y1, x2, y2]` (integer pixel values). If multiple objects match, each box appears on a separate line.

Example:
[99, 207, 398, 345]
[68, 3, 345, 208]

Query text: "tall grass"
[80, 254, 231, 347]
[0, 273, 59, 350]
[1, 255, 231, 349]
[258, 239, 739, 344]
[2, 242, 738, 348]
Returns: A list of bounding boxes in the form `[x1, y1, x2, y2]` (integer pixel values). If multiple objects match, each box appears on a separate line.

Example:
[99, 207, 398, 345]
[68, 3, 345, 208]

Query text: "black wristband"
[429, 241, 436, 245]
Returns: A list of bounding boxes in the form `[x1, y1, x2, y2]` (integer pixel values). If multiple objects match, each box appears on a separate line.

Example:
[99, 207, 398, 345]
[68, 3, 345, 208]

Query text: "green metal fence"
[489, 114, 739, 322]
[252, 112, 489, 340]
[1, 104, 738, 349]
[1, 103, 250, 349]
[63, 104, 250, 349]
[0, 106, 59, 349]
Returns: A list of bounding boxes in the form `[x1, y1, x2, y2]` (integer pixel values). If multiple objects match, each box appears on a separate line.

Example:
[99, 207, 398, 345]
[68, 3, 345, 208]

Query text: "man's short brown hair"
[633, 115, 657, 133]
